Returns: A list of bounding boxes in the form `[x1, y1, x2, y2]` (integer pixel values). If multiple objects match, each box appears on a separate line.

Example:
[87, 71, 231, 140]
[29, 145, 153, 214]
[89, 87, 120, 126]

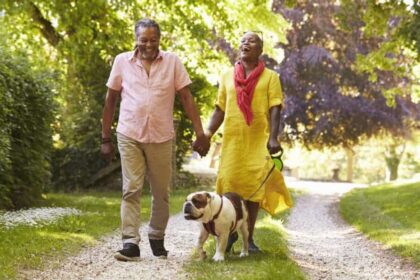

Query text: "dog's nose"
[184, 202, 192, 213]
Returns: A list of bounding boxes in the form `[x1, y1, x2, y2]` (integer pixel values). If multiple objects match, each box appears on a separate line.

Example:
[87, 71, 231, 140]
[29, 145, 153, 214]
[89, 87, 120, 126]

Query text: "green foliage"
[400, 0, 420, 60]
[340, 181, 420, 265]
[345, 0, 418, 104]
[0, 42, 55, 209]
[1, 0, 234, 190]
[0, 0, 290, 191]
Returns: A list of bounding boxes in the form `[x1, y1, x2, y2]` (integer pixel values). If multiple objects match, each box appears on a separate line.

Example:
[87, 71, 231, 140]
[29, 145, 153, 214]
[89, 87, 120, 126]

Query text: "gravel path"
[19, 178, 419, 279]
[26, 213, 200, 280]
[285, 180, 419, 280]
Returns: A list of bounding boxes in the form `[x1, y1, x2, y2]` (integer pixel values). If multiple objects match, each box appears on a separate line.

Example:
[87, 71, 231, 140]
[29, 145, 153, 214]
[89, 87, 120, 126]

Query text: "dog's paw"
[239, 251, 249, 258]
[199, 251, 207, 260]
[212, 254, 225, 262]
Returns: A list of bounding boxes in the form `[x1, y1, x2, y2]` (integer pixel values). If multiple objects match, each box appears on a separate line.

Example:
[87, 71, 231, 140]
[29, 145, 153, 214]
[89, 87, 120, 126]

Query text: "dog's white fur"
[183, 191, 249, 261]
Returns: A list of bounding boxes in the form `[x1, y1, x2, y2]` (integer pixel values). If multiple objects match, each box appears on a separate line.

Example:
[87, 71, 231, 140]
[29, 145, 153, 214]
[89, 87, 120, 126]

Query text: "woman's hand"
[267, 137, 281, 155]
[192, 133, 210, 157]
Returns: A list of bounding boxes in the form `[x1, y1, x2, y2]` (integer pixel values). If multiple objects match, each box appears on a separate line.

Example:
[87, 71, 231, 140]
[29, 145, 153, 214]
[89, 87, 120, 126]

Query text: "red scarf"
[234, 60, 265, 126]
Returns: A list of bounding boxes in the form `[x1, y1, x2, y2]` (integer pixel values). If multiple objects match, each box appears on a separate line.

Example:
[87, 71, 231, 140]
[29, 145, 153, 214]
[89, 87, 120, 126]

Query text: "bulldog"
[183, 191, 249, 261]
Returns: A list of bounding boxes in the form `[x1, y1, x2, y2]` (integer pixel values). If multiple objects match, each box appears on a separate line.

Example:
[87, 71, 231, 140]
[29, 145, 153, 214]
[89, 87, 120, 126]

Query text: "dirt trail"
[285, 180, 419, 280]
[27, 213, 199, 280]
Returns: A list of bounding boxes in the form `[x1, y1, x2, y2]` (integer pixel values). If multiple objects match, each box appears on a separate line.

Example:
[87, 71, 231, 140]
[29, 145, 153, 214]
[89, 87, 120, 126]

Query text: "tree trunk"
[345, 147, 354, 182]
[384, 141, 405, 181]
[387, 159, 399, 181]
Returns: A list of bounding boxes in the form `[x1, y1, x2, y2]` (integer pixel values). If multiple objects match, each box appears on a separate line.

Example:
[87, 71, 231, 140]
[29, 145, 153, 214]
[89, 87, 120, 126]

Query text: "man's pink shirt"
[106, 50, 191, 143]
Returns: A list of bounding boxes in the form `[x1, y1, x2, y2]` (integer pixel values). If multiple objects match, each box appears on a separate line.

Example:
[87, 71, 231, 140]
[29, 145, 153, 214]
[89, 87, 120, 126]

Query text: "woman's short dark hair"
[134, 18, 161, 38]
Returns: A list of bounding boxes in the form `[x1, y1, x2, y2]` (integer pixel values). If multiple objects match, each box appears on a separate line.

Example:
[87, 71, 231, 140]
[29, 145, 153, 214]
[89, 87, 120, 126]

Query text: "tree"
[0, 40, 55, 209]
[384, 139, 406, 181]
[400, 0, 420, 59]
[0, 0, 288, 189]
[268, 0, 420, 180]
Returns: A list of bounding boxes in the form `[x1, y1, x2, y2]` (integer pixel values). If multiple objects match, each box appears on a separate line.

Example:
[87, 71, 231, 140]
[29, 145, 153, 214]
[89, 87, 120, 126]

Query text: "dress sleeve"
[106, 54, 123, 91]
[215, 72, 227, 112]
[268, 71, 283, 108]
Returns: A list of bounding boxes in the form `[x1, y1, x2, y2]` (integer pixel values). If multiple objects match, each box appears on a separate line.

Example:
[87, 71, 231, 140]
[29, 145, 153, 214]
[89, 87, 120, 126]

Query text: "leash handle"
[246, 146, 284, 200]
[271, 146, 284, 171]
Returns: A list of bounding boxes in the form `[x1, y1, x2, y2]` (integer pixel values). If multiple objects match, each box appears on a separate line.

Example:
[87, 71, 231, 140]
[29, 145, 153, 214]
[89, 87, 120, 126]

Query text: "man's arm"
[178, 86, 210, 156]
[100, 88, 120, 162]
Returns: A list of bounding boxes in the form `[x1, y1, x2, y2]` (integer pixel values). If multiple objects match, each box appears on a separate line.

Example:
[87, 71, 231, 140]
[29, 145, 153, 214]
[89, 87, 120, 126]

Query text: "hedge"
[0, 46, 55, 209]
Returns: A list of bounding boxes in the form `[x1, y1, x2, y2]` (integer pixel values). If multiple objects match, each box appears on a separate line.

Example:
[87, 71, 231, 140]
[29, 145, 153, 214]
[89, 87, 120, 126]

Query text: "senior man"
[101, 18, 210, 261]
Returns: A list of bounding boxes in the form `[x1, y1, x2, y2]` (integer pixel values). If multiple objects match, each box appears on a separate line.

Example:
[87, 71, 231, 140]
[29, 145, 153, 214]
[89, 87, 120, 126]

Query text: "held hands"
[267, 137, 281, 155]
[192, 132, 211, 157]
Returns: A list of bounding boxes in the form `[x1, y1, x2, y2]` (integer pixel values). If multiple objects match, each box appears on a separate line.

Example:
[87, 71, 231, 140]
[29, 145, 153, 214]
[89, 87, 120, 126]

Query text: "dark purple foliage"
[271, 0, 419, 148]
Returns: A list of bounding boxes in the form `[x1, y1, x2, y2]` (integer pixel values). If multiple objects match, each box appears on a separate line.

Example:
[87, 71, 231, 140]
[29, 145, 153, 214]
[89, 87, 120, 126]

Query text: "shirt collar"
[129, 48, 164, 63]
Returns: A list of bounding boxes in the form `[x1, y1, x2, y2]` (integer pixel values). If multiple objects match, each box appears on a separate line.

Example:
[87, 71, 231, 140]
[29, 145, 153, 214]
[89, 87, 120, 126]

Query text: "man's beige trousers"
[117, 133, 172, 245]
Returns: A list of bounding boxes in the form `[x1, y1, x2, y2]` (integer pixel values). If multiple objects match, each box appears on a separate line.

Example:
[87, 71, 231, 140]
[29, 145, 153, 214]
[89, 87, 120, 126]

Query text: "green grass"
[184, 211, 305, 280]
[340, 181, 420, 266]
[0, 189, 190, 280]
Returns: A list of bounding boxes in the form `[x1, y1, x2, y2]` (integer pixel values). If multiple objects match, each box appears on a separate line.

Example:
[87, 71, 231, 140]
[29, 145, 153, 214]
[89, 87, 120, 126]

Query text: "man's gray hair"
[135, 18, 161, 38]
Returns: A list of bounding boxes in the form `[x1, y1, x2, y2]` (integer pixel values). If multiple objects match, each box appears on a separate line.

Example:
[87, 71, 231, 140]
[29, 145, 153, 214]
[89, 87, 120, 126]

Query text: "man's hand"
[267, 137, 281, 155]
[193, 133, 210, 157]
[100, 142, 115, 163]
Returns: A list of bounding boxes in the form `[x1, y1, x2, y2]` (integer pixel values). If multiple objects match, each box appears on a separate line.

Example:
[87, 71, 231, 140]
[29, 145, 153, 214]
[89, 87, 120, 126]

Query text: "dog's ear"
[206, 192, 211, 199]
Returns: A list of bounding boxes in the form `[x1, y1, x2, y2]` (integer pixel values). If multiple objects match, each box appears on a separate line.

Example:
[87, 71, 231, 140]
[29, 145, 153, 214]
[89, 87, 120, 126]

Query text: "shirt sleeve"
[215, 72, 227, 112]
[174, 56, 192, 91]
[268, 71, 283, 108]
[106, 54, 123, 91]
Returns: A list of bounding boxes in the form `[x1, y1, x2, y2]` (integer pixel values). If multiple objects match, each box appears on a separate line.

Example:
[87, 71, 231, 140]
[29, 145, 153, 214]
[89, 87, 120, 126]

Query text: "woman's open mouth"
[242, 46, 250, 52]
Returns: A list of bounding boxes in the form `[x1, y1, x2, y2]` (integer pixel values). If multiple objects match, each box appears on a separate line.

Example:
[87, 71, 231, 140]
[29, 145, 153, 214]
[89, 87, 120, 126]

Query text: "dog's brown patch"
[192, 193, 209, 209]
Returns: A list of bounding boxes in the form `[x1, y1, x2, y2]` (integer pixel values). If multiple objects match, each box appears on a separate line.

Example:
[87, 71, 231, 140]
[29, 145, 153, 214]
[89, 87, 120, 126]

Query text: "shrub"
[0, 46, 55, 209]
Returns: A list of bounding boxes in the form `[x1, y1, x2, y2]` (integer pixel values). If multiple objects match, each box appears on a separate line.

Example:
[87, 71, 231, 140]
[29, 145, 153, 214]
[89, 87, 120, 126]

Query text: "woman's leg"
[245, 200, 261, 253]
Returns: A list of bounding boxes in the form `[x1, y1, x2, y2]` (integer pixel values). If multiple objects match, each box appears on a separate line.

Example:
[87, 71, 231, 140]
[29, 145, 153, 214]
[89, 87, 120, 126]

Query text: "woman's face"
[239, 32, 262, 61]
[136, 27, 160, 61]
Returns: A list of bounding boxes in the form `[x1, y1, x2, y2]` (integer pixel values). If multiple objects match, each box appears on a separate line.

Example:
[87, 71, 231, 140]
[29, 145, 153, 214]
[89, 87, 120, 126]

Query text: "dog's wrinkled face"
[183, 191, 211, 221]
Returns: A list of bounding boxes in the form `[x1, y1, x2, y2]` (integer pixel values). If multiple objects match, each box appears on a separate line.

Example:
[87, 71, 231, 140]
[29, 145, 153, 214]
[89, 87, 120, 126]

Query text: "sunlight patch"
[37, 231, 96, 243]
[0, 207, 82, 229]
[399, 232, 420, 242]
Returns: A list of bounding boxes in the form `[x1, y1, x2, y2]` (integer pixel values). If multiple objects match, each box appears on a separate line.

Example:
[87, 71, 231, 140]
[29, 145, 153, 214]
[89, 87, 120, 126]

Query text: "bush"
[0, 46, 55, 209]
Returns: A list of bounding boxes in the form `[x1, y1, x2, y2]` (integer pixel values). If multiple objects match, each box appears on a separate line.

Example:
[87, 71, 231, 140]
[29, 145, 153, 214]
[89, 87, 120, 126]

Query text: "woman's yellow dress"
[215, 68, 293, 215]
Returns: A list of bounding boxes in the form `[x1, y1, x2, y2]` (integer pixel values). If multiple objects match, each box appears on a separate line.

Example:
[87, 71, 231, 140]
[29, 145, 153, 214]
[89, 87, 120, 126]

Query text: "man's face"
[136, 27, 160, 61]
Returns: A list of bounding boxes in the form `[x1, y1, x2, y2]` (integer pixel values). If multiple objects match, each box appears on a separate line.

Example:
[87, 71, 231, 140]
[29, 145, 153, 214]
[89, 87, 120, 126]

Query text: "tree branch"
[29, 2, 61, 46]
[206, 29, 238, 65]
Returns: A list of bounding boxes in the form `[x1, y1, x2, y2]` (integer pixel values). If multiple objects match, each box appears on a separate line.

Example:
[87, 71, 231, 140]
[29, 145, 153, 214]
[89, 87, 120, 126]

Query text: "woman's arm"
[267, 104, 282, 155]
[206, 106, 225, 139]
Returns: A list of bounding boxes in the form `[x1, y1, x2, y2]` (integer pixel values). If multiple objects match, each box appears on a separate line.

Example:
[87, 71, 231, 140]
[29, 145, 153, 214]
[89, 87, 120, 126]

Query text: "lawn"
[0, 189, 190, 280]
[340, 180, 420, 266]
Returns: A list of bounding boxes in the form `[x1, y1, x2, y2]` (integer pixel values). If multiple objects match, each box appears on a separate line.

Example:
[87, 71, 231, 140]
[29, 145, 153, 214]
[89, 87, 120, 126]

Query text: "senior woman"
[204, 31, 293, 253]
